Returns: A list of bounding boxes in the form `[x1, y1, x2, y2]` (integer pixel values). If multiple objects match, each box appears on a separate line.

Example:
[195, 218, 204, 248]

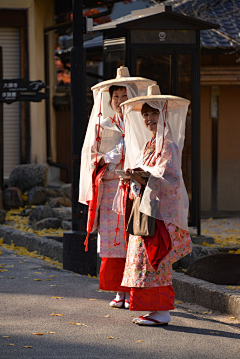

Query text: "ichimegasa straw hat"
[91, 66, 156, 91]
[120, 84, 190, 110]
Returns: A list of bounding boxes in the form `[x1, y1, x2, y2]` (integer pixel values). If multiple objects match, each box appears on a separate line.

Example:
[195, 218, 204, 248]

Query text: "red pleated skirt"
[129, 285, 175, 311]
[99, 257, 130, 292]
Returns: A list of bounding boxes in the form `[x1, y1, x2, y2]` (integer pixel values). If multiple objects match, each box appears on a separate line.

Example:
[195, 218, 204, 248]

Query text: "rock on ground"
[53, 207, 72, 221]
[28, 186, 48, 205]
[173, 245, 219, 269]
[186, 253, 240, 285]
[28, 205, 55, 228]
[9, 164, 48, 192]
[60, 183, 71, 199]
[20, 208, 31, 216]
[62, 220, 72, 230]
[35, 217, 62, 230]
[0, 209, 6, 224]
[46, 188, 66, 198]
[48, 197, 72, 208]
[3, 187, 24, 209]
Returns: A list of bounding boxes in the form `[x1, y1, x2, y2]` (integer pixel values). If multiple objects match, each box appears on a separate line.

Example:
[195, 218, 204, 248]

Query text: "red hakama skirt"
[99, 257, 130, 292]
[129, 285, 175, 311]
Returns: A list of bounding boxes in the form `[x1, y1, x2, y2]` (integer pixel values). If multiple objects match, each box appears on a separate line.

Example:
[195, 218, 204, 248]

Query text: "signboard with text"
[0, 79, 48, 104]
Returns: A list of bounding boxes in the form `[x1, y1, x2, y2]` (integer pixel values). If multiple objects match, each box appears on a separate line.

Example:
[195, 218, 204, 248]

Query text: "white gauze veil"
[79, 83, 152, 205]
[113, 92, 190, 231]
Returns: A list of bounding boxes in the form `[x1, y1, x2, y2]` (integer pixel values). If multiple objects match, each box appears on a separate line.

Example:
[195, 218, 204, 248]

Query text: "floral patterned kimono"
[121, 138, 192, 311]
[87, 114, 130, 292]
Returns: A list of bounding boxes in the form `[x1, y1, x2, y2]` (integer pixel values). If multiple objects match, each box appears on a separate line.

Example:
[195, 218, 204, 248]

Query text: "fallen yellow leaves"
[49, 275, 56, 277]
[3, 336, 10, 338]
[23, 346, 33, 348]
[136, 340, 143, 342]
[68, 322, 87, 326]
[34, 279, 42, 281]
[51, 296, 64, 299]
[175, 301, 183, 304]
[0, 240, 63, 269]
[227, 286, 240, 290]
[89, 298, 97, 301]
[7, 344, 15, 346]
[50, 313, 64, 316]
[107, 336, 118, 339]
[32, 332, 44, 335]
[4, 210, 65, 237]
[209, 331, 220, 335]
[230, 317, 236, 320]
[47, 332, 56, 334]
[201, 310, 212, 315]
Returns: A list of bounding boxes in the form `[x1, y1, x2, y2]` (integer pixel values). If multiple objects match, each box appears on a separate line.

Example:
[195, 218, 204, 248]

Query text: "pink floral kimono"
[86, 115, 130, 292]
[121, 137, 192, 311]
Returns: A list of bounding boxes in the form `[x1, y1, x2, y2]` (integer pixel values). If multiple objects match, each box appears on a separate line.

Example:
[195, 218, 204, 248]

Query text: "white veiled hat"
[115, 84, 190, 231]
[79, 67, 155, 205]
[91, 66, 156, 92]
[120, 84, 190, 110]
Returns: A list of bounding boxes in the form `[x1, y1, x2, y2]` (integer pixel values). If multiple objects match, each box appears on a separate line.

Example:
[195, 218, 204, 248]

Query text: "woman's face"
[111, 87, 127, 117]
[142, 109, 159, 133]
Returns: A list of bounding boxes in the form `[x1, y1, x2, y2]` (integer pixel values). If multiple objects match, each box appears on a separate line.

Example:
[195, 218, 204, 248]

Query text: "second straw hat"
[91, 66, 156, 91]
[120, 84, 190, 110]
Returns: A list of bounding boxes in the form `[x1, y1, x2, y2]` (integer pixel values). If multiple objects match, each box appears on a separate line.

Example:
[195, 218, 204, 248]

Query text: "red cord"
[113, 105, 126, 247]
[84, 232, 90, 252]
[95, 92, 103, 166]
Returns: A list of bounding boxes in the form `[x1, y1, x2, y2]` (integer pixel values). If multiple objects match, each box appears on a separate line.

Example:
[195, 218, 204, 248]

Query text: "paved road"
[0, 247, 240, 359]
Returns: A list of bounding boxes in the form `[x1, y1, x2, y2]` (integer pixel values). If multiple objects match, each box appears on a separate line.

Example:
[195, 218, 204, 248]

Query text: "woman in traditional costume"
[79, 67, 155, 309]
[115, 84, 192, 325]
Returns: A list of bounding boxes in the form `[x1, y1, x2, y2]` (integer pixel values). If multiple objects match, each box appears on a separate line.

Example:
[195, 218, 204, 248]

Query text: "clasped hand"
[120, 169, 146, 185]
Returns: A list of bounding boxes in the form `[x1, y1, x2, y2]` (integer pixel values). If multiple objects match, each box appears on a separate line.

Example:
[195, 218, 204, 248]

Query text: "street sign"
[0, 79, 48, 104]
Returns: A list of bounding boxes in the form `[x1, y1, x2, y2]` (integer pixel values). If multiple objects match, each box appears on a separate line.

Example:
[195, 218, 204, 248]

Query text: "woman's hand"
[119, 176, 130, 185]
[125, 169, 146, 185]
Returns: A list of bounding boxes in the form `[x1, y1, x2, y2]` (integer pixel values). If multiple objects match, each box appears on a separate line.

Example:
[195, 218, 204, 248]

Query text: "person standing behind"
[79, 67, 155, 308]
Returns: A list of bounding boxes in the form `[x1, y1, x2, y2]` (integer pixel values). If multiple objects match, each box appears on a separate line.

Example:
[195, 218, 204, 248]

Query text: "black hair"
[141, 103, 160, 116]
[108, 85, 126, 108]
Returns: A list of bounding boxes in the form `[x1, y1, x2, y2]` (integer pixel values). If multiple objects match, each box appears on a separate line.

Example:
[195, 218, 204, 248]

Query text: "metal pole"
[0, 47, 3, 190]
[63, 0, 97, 275]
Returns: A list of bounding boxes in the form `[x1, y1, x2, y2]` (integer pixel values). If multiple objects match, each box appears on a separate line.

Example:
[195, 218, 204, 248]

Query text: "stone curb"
[0, 224, 239, 318]
[0, 225, 63, 262]
[173, 272, 240, 318]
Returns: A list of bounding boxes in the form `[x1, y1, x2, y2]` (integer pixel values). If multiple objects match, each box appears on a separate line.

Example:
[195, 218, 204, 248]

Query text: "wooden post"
[0, 47, 3, 189]
[63, 0, 97, 276]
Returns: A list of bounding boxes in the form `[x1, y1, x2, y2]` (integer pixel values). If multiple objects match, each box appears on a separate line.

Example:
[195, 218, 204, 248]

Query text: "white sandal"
[109, 292, 125, 308]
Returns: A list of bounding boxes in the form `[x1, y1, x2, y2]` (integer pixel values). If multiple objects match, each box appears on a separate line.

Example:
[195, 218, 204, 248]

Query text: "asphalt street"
[0, 247, 240, 359]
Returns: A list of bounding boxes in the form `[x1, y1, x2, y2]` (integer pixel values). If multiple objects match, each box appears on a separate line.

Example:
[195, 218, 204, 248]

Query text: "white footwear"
[124, 293, 130, 309]
[109, 292, 125, 308]
[133, 311, 171, 326]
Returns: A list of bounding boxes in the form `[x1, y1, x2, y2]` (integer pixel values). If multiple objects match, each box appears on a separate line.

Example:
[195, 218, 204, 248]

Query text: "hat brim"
[91, 77, 156, 91]
[120, 95, 190, 110]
